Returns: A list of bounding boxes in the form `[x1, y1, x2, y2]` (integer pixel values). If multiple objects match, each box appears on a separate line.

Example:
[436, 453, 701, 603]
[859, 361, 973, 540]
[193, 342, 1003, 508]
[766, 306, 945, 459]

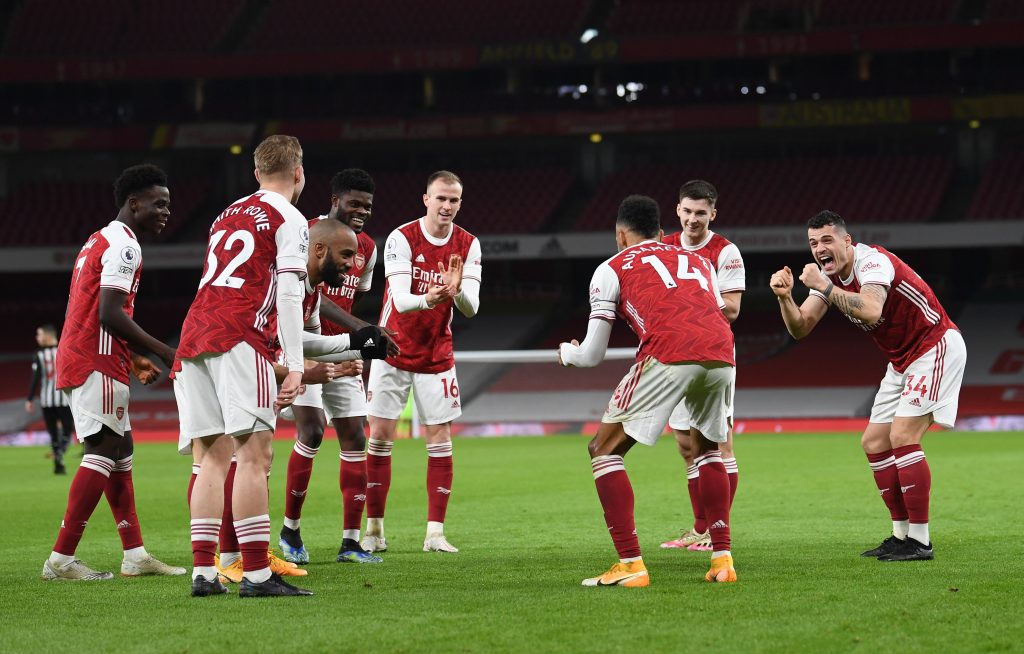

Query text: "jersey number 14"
[641, 255, 709, 291]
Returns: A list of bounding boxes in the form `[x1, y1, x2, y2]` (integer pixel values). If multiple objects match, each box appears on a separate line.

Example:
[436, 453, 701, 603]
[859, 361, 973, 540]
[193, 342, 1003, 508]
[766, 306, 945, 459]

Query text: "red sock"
[686, 464, 705, 532]
[339, 451, 368, 532]
[219, 461, 239, 554]
[187, 464, 200, 506]
[723, 457, 739, 508]
[366, 439, 393, 519]
[105, 456, 143, 550]
[866, 449, 908, 521]
[190, 518, 220, 568]
[284, 441, 318, 523]
[893, 444, 931, 525]
[234, 515, 270, 572]
[52, 454, 114, 556]
[592, 456, 640, 559]
[426, 442, 453, 523]
[696, 451, 731, 552]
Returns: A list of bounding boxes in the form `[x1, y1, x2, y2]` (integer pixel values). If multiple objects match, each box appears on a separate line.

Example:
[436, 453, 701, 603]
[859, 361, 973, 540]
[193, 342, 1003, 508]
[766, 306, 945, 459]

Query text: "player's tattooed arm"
[98, 288, 175, 367]
[829, 283, 887, 326]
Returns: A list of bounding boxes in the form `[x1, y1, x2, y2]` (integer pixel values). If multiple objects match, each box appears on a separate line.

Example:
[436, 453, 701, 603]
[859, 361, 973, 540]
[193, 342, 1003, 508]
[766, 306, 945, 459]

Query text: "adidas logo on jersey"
[710, 520, 729, 529]
[451, 400, 461, 408]
[415, 254, 426, 263]
[909, 398, 922, 407]
[116, 520, 132, 529]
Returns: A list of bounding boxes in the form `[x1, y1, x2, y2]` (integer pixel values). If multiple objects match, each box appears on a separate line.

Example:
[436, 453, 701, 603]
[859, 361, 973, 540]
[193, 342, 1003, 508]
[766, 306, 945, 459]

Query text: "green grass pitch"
[2, 431, 1022, 653]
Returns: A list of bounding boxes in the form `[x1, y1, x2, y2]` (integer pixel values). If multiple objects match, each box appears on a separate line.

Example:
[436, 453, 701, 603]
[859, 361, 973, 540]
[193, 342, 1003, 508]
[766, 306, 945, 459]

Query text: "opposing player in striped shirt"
[770, 210, 965, 562]
[26, 324, 75, 474]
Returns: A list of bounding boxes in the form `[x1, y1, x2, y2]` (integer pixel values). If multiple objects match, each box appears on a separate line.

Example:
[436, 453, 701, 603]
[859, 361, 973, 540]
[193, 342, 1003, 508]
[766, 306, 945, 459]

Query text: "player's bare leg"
[279, 405, 326, 563]
[582, 423, 648, 587]
[692, 428, 737, 582]
[189, 435, 231, 595]
[363, 415, 397, 552]
[334, 416, 381, 563]
[878, 414, 934, 561]
[423, 422, 457, 552]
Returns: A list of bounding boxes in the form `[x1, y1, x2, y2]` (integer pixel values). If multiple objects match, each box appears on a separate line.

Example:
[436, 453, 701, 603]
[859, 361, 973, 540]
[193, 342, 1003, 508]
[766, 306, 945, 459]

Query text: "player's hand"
[131, 354, 161, 385]
[799, 262, 829, 292]
[425, 283, 455, 308]
[769, 266, 794, 298]
[439, 255, 464, 294]
[337, 360, 363, 377]
[25, 400, 34, 413]
[276, 370, 303, 411]
[379, 326, 401, 357]
[302, 361, 336, 385]
[557, 339, 580, 367]
[351, 325, 389, 359]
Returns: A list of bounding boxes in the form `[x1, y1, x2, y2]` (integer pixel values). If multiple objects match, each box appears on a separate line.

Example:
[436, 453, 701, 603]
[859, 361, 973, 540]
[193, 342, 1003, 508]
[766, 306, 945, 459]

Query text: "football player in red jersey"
[363, 170, 482, 554]
[178, 136, 316, 598]
[560, 195, 738, 586]
[42, 165, 185, 582]
[279, 169, 395, 565]
[660, 180, 746, 551]
[771, 211, 966, 562]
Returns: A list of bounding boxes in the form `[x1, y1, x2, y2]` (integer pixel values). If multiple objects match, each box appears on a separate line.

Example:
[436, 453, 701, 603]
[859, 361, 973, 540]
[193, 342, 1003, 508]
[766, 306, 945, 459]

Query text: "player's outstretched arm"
[770, 265, 827, 340]
[319, 296, 399, 356]
[98, 287, 175, 367]
[558, 319, 613, 368]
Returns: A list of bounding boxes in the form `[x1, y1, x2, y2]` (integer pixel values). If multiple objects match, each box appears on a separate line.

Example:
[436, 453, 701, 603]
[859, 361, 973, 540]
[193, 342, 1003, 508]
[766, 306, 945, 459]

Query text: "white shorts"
[367, 359, 461, 425]
[278, 382, 323, 422]
[869, 329, 966, 429]
[668, 370, 736, 431]
[64, 371, 131, 440]
[175, 341, 278, 454]
[321, 375, 367, 421]
[603, 358, 734, 446]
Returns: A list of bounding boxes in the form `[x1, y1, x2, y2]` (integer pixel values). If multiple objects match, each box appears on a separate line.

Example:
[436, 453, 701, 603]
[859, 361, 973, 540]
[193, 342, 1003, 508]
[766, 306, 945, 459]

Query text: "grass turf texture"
[2, 432, 1022, 653]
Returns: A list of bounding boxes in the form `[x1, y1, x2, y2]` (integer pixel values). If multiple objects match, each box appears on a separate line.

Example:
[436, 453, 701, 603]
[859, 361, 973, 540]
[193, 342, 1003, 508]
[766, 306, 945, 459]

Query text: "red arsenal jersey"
[379, 218, 482, 374]
[57, 220, 144, 388]
[177, 190, 309, 363]
[811, 243, 957, 372]
[663, 231, 745, 293]
[590, 241, 734, 366]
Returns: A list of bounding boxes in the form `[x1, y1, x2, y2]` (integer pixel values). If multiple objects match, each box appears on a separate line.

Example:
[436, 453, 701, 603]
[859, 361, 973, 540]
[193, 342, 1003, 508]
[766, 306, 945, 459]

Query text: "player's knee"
[298, 426, 324, 449]
[339, 431, 366, 452]
[587, 437, 603, 458]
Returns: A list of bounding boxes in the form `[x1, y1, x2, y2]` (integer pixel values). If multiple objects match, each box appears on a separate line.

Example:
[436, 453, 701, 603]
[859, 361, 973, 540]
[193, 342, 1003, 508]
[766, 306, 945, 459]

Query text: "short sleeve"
[588, 263, 620, 322]
[383, 230, 413, 278]
[275, 216, 309, 277]
[357, 245, 377, 292]
[463, 238, 482, 283]
[854, 249, 895, 287]
[716, 243, 746, 293]
[99, 240, 141, 293]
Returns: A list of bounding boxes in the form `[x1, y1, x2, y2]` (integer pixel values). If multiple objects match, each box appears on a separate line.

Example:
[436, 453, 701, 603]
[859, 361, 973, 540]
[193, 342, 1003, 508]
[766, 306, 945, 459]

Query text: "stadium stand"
[574, 154, 953, 230]
[608, 0, 743, 36]
[243, 0, 589, 50]
[0, 177, 209, 245]
[816, 0, 956, 28]
[296, 168, 574, 236]
[966, 152, 1024, 220]
[2, 0, 242, 56]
